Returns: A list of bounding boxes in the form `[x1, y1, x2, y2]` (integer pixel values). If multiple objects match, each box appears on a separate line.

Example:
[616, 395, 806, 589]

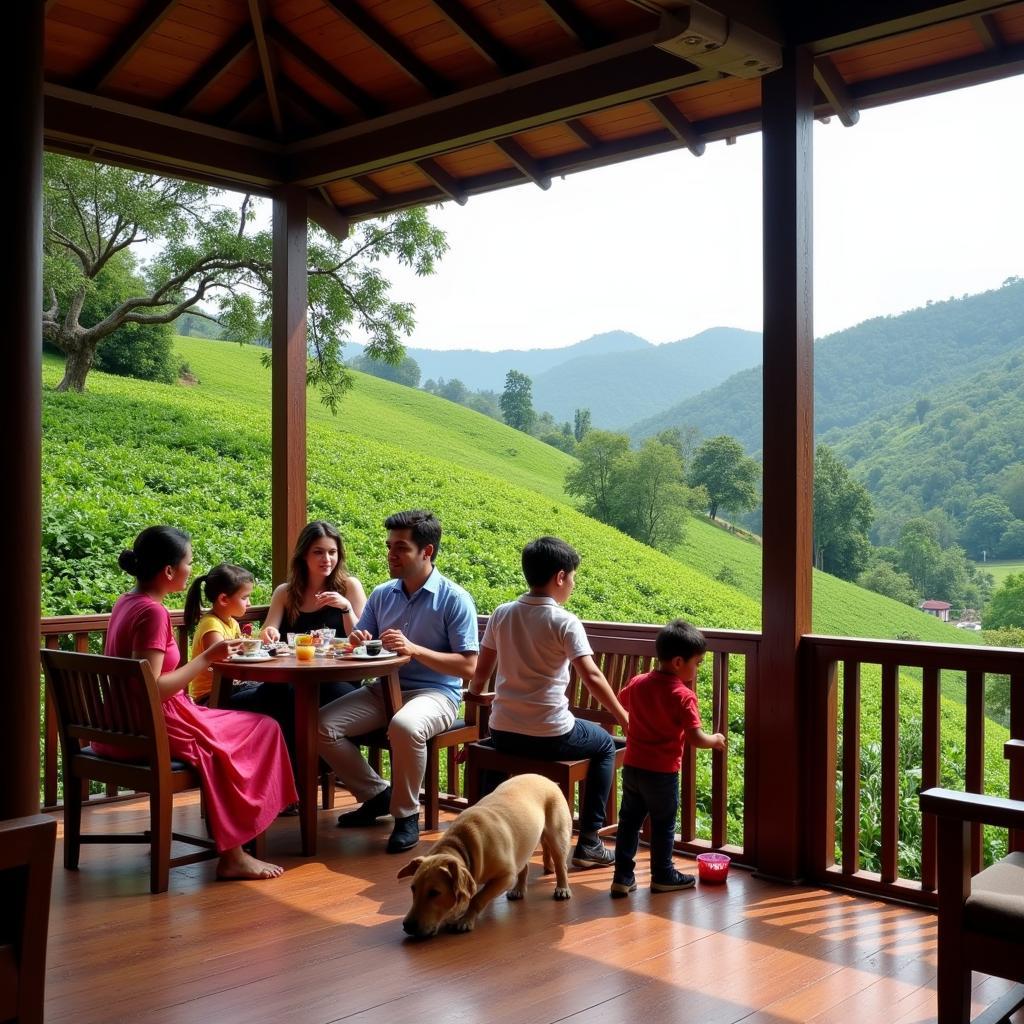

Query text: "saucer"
[229, 651, 272, 662]
[343, 647, 395, 660]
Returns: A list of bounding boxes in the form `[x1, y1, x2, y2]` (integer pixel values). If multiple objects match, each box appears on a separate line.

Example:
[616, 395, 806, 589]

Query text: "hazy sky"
[372, 74, 1024, 352]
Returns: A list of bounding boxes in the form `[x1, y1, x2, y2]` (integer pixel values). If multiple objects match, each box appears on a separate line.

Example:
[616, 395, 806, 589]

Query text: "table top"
[213, 651, 409, 682]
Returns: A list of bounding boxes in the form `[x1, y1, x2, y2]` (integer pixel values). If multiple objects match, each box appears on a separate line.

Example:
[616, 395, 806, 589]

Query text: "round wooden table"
[210, 651, 409, 856]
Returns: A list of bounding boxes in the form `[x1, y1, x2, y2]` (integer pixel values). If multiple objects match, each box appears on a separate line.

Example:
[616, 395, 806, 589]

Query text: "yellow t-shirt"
[188, 613, 241, 701]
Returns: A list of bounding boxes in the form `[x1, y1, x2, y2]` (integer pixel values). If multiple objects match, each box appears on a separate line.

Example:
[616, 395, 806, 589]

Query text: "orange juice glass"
[295, 643, 315, 661]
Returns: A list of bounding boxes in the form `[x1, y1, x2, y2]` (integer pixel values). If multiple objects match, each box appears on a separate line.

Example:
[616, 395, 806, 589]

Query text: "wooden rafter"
[266, 20, 384, 119]
[321, 0, 451, 96]
[536, 0, 608, 49]
[307, 193, 350, 241]
[167, 27, 254, 114]
[417, 158, 468, 204]
[279, 78, 341, 133]
[813, 55, 859, 126]
[648, 96, 706, 155]
[354, 175, 386, 199]
[248, 0, 284, 136]
[971, 12, 1003, 49]
[430, 0, 527, 75]
[566, 118, 600, 148]
[82, 0, 179, 92]
[219, 81, 266, 127]
[495, 138, 551, 189]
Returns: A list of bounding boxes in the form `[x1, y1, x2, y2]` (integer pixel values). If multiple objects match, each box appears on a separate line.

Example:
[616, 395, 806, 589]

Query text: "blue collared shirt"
[355, 568, 479, 705]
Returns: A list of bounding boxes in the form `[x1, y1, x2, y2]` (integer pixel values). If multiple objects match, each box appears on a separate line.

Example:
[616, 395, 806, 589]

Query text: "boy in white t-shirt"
[469, 537, 629, 868]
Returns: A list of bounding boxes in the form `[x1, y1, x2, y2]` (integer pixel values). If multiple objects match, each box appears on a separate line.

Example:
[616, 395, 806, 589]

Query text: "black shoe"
[651, 868, 696, 892]
[572, 836, 615, 869]
[337, 786, 392, 828]
[610, 876, 637, 898]
[386, 814, 420, 853]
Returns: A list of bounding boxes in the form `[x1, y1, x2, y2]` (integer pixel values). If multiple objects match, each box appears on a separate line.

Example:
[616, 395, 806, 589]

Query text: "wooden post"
[757, 44, 815, 881]
[271, 186, 308, 584]
[3, 0, 43, 820]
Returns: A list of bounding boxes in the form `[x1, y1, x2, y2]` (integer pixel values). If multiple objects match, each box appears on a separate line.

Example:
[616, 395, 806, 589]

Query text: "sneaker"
[385, 814, 420, 854]
[572, 836, 615, 869]
[610, 876, 637, 899]
[651, 868, 696, 892]
[337, 785, 392, 828]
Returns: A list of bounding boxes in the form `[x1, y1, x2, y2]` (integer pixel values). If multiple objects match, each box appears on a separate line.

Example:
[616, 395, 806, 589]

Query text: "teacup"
[240, 637, 262, 656]
[365, 639, 383, 656]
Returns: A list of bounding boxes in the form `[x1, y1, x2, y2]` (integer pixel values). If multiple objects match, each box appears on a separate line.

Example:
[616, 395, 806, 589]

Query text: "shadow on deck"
[43, 792, 1022, 1024]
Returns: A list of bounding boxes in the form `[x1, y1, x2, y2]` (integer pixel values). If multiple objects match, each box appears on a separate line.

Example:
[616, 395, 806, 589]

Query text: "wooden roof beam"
[971, 12, 1003, 49]
[495, 138, 552, 189]
[307, 193, 350, 241]
[288, 37, 712, 184]
[321, 0, 452, 96]
[566, 118, 600, 148]
[266, 20, 384, 119]
[813, 55, 859, 126]
[648, 96, 706, 154]
[221, 81, 266, 127]
[279, 79, 342, 134]
[82, 0, 179, 92]
[430, 0, 527, 75]
[248, 0, 284, 137]
[417, 158, 468, 205]
[537, 0, 609, 49]
[167, 28, 254, 114]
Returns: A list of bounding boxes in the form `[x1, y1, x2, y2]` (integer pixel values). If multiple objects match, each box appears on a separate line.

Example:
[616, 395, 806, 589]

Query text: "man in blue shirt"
[318, 510, 479, 853]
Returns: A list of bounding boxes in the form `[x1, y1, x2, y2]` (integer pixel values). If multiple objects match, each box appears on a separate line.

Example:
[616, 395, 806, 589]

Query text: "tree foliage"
[687, 435, 759, 521]
[500, 370, 536, 433]
[985, 573, 1024, 629]
[351, 352, 421, 388]
[42, 154, 447, 407]
[813, 444, 874, 579]
[573, 407, 592, 443]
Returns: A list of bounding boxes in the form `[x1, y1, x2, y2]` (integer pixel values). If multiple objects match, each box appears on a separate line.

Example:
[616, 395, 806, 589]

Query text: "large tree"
[42, 154, 446, 406]
[687, 435, 759, 521]
[813, 444, 874, 579]
[500, 369, 536, 433]
[565, 430, 630, 523]
[986, 573, 1024, 629]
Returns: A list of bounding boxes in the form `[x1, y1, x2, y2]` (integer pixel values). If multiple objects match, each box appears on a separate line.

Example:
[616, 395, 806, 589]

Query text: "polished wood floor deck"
[44, 793, 1022, 1024]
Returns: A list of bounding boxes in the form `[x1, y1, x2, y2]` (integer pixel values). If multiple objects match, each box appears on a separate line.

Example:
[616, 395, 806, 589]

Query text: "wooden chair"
[41, 649, 223, 894]
[919, 740, 1024, 1024]
[0, 814, 57, 1024]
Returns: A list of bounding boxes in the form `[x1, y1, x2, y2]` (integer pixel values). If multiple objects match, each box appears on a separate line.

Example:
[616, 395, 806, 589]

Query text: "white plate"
[342, 648, 395, 660]
[229, 651, 272, 662]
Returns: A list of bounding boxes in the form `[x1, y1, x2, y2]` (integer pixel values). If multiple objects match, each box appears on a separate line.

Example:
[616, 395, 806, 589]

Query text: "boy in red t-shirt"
[611, 619, 726, 896]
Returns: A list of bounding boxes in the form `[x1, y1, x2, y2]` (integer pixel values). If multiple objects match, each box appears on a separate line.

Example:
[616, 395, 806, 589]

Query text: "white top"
[482, 594, 593, 737]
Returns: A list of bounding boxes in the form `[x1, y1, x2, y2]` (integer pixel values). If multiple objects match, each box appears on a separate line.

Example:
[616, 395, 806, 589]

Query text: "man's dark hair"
[384, 509, 442, 562]
[521, 536, 581, 587]
[656, 619, 707, 661]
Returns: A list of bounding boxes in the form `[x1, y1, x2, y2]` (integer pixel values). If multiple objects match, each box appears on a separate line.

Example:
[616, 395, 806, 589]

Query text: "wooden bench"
[464, 633, 658, 828]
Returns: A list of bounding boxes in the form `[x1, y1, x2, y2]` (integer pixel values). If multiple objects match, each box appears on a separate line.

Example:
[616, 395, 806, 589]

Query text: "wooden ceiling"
[43, 1, 1024, 222]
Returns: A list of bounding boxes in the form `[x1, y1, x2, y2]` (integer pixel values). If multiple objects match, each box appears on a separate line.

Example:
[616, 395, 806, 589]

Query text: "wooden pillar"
[757, 44, 815, 881]
[271, 186, 308, 584]
[4, 0, 44, 820]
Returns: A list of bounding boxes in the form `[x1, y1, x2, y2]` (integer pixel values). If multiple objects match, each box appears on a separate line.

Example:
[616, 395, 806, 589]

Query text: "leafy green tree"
[813, 444, 874, 579]
[985, 573, 1024, 629]
[687, 435, 759, 521]
[439, 378, 468, 404]
[998, 519, 1024, 558]
[351, 352, 421, 388]
[961, 496, 1014, 558]
[856, 562, 919, 606]
[613, 438, 690, 549]
[500, 370, 536, 433]
[573, 408, 592, 443]
[565, 430, 630, 523]
[464, 390, 502, 420]
[897, 518, 943, 594]
[914, 397, 931, 424]
[998, 465, 1024, 520]
[42, 154, 446, 405]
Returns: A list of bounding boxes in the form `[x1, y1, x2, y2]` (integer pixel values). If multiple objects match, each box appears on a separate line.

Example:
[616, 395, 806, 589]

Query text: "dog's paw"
[450, 917, 476, 933]
[507, 887, 524, 901]
[553, 886, 572, 901]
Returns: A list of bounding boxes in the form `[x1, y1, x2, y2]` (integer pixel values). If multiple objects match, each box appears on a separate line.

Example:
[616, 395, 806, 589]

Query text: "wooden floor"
[44, 793, 1022, 1024]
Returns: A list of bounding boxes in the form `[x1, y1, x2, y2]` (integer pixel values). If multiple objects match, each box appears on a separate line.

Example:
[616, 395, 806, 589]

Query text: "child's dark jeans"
[614, 764, 679, 883]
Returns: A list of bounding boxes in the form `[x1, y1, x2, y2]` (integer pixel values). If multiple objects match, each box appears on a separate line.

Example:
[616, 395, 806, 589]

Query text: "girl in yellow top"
[184, 563, 255, 703]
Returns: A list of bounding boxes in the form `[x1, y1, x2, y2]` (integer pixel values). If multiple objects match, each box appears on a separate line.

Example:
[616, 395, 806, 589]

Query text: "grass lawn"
[976, 559, 1024, 588]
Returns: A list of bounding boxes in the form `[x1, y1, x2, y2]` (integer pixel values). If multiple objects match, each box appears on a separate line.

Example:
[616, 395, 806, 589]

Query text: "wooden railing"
[805, 635, 1024, 907]
[39, 610, 760, 862]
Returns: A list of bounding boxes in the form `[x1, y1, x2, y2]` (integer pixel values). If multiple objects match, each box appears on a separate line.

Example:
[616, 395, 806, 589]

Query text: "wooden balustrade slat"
[965, 669, 985, 875]
[711, 650, 728, 849]
[743, 647, 758, 860]
[841, 659, 861, 875]
[920, 665, 940, 890]
[680, 743, 697, 843]
[881, 662, 899, 884]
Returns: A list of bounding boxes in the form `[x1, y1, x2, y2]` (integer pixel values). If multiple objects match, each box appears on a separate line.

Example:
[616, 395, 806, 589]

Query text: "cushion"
[966, 850, 1024, 941]
[80, 745, 192, 772]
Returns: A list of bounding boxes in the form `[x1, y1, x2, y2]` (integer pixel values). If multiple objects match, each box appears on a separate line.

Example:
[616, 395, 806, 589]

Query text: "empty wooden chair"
[41, 648, 222, 894]
[0, 814, 56, 1024]
[919, 739, 1024, 1024]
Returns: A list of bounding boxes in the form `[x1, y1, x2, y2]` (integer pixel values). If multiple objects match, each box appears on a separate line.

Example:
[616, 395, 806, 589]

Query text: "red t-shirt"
[104, 591, 180, 671]
[620, 669, 702, 773]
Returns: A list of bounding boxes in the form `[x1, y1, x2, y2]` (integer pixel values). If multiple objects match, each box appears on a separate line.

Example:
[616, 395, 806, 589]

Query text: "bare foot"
[216, 847, 285, 880]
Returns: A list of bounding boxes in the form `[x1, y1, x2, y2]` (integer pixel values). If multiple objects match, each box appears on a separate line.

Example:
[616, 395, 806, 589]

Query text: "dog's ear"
[447, 860, 476, 907]
[397, 857, 424, 880]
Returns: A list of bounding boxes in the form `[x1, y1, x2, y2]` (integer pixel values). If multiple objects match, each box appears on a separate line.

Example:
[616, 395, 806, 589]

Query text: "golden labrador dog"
[398, 774, 572, 937]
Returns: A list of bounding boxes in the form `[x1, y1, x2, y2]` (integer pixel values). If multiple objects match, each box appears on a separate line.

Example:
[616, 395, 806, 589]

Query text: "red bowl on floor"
[696, 852, 731, 883]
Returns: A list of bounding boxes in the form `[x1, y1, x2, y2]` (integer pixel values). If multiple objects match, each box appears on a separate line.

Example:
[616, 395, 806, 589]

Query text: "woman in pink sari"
[97, 525, 297, 880]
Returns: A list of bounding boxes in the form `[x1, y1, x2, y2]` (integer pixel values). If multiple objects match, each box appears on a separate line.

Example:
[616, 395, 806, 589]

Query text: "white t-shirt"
[483, 594, 593, 737]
